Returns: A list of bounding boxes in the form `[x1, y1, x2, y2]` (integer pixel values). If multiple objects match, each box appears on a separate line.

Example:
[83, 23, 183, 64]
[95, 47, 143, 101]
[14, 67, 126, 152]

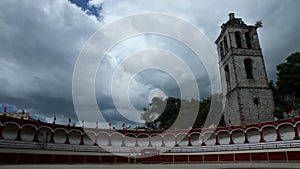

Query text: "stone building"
[215, 13, 275, 126]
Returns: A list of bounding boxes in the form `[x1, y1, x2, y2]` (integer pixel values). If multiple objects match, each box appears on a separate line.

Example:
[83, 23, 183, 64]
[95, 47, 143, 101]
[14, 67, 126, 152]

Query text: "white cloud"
[0, 0, 299, 126]
[0, 0, 101, 117]
[88, 0, 105, 7]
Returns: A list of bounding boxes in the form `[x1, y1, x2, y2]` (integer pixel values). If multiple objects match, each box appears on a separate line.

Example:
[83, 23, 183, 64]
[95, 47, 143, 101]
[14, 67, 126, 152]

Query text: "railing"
[0, 115, 300, 148]
[1, 115, 300, 164]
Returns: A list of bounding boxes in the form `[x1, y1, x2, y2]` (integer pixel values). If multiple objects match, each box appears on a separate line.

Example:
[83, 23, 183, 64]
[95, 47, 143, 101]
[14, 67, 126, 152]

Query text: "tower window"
[223, 36, 228, 52]
[244, 58, 253, 79]
[235, 31, 242, 48]
[220, 42, 224, 59]
[245, 32, 252, 49]
[224, 65, 230, 87]
[254, 98, 259, 105]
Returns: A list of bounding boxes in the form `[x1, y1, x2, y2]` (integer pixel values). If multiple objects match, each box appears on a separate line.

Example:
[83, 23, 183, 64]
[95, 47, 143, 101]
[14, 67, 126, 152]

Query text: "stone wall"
[224, 88, 275, 126]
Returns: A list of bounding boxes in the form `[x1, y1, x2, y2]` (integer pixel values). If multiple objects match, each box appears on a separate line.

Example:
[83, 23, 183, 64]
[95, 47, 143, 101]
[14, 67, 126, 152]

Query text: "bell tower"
[215, 13, 275, 126]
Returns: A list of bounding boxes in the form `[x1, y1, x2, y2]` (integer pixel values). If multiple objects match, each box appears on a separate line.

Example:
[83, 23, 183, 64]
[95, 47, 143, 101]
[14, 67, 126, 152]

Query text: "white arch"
[188, 132, 201, 137]
[245, 127, 260, 132]
[277, 123, 294, 129]
[261, 125, 276, 130]
[21, 124, 38, 130]
[124, 133, 137, 137]
[38, 126, 54, 132]
[202, 131, 215, 135]
[150, 133, 162, 137]
[137, 133, 150, 137]
[3, 122, 20, 128]
[163, 133, 176, 137]
[54, 127, 68, 133]
[97, 131, 110, 137]
[231, 128, 245, 134]
[69, 129, 84, 135]
[216, 130, 230, 135]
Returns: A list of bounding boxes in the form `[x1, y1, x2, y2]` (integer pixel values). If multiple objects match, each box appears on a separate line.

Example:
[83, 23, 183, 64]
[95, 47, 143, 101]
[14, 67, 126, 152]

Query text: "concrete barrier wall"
[1, 116, 300, 164]
[1, 151, 300, 164]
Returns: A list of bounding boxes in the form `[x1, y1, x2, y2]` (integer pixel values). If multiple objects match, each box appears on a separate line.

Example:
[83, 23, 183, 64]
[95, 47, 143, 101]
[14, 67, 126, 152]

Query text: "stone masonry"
[215, 13, 275, 126]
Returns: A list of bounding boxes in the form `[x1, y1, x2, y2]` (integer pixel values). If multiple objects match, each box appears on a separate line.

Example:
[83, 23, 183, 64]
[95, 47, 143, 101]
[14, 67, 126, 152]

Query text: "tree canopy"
[276, 52, 300, 97]
[141, 94, 225, 130]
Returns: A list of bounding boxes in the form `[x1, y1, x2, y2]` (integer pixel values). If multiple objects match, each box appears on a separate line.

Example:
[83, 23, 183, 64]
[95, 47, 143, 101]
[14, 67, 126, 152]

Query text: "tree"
[141, 97, 181, 130]
[192, 98, 210, 128]
[141, 94, 225, 130]
[276, 52, 300, 98]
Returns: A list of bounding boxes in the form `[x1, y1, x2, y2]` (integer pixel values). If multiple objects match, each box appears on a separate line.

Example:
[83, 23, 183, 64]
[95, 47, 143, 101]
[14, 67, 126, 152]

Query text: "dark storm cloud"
[0, 0, 100, 123]
[256, 1, 300, 81]
[0, 0, 299, 126]
[189, 0, 300, 82]
[97, 0, 300, 81]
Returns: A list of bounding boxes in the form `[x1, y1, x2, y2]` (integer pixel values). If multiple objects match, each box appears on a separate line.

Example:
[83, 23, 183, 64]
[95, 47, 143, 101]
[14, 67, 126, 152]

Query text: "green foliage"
[141, 94, 224, 130]
[276, 52, 300, 97]
[192, 98, 210, 129]
[141, 97, 181, 130]
[274, 109, 284, 119]
[255, 20, 263, 28]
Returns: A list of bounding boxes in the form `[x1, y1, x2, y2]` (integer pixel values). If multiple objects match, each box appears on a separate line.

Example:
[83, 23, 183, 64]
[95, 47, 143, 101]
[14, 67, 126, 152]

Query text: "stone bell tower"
[215, 13, 275, 126]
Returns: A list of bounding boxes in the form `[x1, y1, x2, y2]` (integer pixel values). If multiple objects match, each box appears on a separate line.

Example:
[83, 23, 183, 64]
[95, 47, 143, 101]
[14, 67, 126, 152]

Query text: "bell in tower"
[215, 13, 275, 126]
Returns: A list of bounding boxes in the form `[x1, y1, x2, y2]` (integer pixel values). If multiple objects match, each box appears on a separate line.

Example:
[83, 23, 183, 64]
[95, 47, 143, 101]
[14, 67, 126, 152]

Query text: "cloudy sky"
[0, 0, 299, 128]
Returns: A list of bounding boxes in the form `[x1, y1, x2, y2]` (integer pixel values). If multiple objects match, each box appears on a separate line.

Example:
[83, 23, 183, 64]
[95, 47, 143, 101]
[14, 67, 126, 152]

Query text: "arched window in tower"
[223, 36, 228, 52]
[220, 42, 224, 59]
[224, 65, 230, 88]
[254, 98, 259, 105]
[245, 32, 252, 49]
[244, 58, 253, 79]
[235, 31, 242, 48]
